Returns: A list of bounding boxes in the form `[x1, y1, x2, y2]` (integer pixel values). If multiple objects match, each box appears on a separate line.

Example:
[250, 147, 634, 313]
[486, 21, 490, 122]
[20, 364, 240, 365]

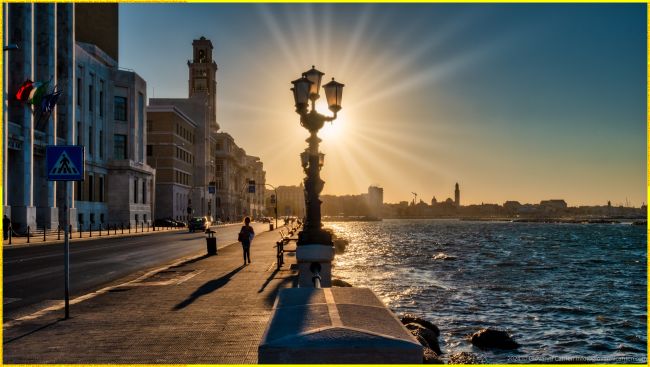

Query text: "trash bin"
[206, 230, 217, 255]
[269, 223, 274, 231]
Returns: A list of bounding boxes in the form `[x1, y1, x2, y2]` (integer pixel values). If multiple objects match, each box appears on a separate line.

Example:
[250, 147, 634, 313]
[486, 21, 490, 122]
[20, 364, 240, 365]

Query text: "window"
[114, 96, 127, 121]
[133, 179, 138, 204]
[76, 122, 81, 145]
[114, 134, 127, 160]
[76, 181, 83, 201]
[147, 119, 152, 132]
[89, 125, 94, 156]
[138, 93, 144, 162]
[89, 84, 93, 112]
[99, 130, 104, 159]
[90, 213, 95, 224]
[88, 175, 94, 201]
[77, 77, 82, 106]
[146, 145, 152, 156]
[99, 81, 104, 117]
[99, 176, 104, 202]
[100, 213, 105, 224]
[78, 213, 84, 225]
[216, 177, 222, 190]
[216, 160, 223, 173]
[142, 180, 147, 204]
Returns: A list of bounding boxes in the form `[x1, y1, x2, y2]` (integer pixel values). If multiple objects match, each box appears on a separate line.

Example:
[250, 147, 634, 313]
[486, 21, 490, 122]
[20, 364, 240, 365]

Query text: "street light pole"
[265, 183, 278, 229]
[291, 66, 344, 247]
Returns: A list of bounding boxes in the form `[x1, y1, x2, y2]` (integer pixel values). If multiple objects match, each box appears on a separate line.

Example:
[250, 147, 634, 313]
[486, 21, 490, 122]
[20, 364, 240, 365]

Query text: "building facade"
[3, 3, 153, 232]
[151, 37, 265, 223]
[146, 105, 197, 222]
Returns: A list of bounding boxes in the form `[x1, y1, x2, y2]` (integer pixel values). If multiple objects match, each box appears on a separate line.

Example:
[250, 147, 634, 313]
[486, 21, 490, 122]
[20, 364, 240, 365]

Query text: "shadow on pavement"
[173, 265, 245, 310]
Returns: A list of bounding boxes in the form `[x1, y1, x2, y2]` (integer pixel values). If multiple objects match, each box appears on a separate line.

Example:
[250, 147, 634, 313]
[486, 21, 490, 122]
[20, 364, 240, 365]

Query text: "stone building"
[3, 3, 153, 232]
[150, 37, 265, 223]
[146, 105, 197, 222]
[268, 184, 306, 218]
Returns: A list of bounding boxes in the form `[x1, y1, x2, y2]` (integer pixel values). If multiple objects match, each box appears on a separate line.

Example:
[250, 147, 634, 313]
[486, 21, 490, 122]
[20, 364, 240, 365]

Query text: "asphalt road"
[3, 222, 268, 320]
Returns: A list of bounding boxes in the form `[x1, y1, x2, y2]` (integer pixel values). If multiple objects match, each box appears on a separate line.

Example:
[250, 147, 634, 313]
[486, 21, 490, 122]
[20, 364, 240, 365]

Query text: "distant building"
[367, 186, 383, 218]
[454, 182, 460, 208]
[273, 184, 305, 217]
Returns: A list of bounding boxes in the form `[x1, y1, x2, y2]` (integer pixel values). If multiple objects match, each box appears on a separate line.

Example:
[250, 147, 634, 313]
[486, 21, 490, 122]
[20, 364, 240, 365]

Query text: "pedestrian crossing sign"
[46, 145, 84, 181]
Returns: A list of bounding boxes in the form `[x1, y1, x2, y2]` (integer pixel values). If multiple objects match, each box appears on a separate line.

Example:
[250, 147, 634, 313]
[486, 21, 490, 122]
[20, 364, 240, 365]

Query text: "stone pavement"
[3, 227, 298, 364]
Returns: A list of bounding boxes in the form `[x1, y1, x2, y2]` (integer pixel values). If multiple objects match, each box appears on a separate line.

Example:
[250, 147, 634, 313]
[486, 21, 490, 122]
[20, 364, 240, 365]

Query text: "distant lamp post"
[291, 66, 344, 284]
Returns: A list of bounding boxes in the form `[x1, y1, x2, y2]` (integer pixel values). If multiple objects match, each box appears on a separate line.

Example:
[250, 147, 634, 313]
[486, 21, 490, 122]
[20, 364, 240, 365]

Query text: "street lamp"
[290, 66, 344, 248]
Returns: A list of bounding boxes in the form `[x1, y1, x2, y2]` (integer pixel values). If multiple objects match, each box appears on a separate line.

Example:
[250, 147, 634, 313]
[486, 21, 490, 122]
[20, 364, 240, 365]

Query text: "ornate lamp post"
[291, 66, 344, 287]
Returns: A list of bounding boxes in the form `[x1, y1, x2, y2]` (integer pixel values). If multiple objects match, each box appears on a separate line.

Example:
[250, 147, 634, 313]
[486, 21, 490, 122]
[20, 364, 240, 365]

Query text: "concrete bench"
[258, 287, 422, 363]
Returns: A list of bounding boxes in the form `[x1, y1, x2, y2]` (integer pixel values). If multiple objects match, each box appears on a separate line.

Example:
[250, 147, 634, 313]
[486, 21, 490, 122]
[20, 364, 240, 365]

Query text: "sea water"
[329, 219, 647, 363]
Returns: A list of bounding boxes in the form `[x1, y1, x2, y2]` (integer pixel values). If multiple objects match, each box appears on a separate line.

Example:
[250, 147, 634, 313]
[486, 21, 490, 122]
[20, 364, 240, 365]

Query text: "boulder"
[331, 278, 353, 287]
[334, 239, 348, 254]
[400, 314, 440, 337]
[448, 352, 484, 364]
[405, 323, 442, 355]
[423, 347, 444, 364]
[469, 328, 519, 350]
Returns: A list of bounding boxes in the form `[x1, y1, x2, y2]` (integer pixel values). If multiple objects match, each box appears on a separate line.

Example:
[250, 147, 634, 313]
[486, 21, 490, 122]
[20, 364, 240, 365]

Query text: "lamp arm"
[323, 111, 337, 122]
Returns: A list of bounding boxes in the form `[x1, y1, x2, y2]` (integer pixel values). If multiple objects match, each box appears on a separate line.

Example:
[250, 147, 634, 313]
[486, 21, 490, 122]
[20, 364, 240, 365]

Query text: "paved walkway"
[3, 227, 298, 363]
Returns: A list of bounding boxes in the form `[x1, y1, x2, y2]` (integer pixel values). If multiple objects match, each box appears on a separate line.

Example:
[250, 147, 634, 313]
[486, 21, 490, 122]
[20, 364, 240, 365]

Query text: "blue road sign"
[46, 145, 84, 181]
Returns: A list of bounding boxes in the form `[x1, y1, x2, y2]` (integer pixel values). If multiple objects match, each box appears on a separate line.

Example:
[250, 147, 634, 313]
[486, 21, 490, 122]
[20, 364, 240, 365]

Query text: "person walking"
[238, 217, 255, 265]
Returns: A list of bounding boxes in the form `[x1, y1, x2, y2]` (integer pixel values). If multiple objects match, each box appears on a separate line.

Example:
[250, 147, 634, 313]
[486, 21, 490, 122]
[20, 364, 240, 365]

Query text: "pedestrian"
[3, 215, 10, 240]
[238, 216, 255, 265]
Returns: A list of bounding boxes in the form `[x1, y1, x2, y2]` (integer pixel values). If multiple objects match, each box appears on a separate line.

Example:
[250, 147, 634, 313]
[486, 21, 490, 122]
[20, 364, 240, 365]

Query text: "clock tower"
[187, 36, 218, 125]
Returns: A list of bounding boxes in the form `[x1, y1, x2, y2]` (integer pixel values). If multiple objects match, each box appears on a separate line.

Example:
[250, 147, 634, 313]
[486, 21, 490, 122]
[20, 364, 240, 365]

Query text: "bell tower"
[187, 36, 218, 113]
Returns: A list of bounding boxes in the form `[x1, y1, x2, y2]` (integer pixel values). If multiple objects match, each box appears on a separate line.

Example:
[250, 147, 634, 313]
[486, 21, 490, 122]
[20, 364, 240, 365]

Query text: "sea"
[328, 219, 647, 363]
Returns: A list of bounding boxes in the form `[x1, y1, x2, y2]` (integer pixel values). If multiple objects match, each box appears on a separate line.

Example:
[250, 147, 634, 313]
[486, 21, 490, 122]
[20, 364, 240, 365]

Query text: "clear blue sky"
[120, 4, 646, 206]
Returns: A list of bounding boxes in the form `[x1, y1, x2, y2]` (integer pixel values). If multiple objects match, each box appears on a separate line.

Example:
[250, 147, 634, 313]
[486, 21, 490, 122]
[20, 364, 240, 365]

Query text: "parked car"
[188, 217, 211, 232]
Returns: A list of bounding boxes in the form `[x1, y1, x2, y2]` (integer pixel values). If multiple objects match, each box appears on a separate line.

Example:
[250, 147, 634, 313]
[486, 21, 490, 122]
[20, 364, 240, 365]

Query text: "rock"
[400, 313, 440, 337]
[448, 352, 484, 364]
[405, 323, 442, 355]
[423, 347, 444, 364]
[334, 239, 348, 254]
[331, 278, 352, 287]
[469, 328, 519, 350]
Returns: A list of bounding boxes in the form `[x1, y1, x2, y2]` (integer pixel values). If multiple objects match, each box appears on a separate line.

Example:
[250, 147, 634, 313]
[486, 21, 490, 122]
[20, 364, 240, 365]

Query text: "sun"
[316, 100, 347, 140]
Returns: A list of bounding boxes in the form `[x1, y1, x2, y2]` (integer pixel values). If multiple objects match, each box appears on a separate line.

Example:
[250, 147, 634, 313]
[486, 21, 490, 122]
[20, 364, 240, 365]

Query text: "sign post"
[46, 145, 84, 320]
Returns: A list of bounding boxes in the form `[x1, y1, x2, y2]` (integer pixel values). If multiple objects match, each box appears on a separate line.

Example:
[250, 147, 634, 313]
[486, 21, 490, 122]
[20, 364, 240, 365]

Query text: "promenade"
[3, 227, 298, 364]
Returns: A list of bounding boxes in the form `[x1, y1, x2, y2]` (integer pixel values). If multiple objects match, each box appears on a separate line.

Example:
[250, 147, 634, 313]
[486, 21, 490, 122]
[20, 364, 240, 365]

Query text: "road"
[3, 222, 268, 320]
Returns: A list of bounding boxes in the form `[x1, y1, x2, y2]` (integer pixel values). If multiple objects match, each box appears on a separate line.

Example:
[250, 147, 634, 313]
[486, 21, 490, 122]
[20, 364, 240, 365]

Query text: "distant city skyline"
[120, 4, 646, 206]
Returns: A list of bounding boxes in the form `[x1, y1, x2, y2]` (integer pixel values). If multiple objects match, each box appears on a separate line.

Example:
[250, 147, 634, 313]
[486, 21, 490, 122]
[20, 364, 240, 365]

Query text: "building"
[3, 3, 153, 232]
[367, 186, 383, 218]
[454, 182, 460, 208]
[146, 105, 197, 222]
[150, 37, 265, 223]
[272, 184, 306, 218]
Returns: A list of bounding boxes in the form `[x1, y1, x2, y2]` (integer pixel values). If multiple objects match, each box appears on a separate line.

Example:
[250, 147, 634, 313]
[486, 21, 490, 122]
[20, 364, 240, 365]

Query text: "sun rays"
[218, 4, 522, 201]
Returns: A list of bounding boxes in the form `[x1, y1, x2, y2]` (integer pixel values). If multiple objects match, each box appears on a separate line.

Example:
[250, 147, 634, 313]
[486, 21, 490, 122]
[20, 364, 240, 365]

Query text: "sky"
[120, 4, 646, 206]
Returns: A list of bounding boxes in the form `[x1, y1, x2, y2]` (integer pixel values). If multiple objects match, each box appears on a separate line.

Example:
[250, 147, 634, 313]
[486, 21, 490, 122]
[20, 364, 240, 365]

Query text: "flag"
[15, 80, 34, 102]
